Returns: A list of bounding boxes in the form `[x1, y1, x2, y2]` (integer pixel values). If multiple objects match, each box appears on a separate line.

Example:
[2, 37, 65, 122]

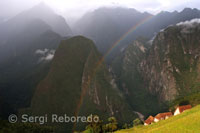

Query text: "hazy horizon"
[1, 0, 200, 26]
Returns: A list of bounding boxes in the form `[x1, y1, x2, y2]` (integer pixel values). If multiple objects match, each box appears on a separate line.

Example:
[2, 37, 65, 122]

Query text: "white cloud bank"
[177, 18, 200, 26]
[176, 18, 200, 34]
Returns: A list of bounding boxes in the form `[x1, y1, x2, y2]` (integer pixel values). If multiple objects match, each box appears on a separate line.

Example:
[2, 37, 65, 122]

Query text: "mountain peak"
[181, 7, 200, 13]
[30, 2, 54, 14]
[22, 2, 73, 36]
[182, 7, 193, 12]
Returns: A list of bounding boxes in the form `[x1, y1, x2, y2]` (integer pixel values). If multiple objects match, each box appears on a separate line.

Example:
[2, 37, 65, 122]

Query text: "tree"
[83, 115, 103, 133]
[122, 123, 128, 129]
[105, 117, 118, 132]
[133, 118, 143, 126]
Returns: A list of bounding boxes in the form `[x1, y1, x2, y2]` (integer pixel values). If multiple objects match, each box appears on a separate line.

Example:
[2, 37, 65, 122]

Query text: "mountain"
[0, 2, 72, 42]
[114, 8, 200, 50]
[73, 7, 152, 62]
[74, 7, 200, 63]
[111, 18, 200, 118]
[0, 3, 74, 119]
[140, 19, 200, 102]
[0, 19, 53, 63]
[0, 18, 63, 119]
[133, 8, 200, 39]
[111, 37, 165, 116]
[0, 2, 73, 64]
[23, 36, 137, 132]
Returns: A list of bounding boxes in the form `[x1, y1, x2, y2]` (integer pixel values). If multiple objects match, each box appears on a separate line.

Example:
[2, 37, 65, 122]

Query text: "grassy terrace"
[116, 105, 200, 133]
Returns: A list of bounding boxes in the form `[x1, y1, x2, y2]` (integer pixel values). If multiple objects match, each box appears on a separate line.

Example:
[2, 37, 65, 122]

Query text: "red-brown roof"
[154, 112, 172, 120]
[144, 115, 154, 124]
[178, 105, 192, 113]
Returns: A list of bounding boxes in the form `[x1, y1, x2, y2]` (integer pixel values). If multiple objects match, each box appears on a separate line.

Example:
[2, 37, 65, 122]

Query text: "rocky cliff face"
[111, 38, 163, 116]
[111, 19, 200, 117]
[140, 19, 200, 102]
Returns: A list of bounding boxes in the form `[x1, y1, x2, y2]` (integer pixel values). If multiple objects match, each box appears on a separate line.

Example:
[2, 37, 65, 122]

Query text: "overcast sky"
[0, 0, 200, 21]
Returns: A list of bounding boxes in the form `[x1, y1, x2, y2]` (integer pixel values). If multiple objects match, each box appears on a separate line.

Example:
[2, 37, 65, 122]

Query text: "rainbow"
[104, 15, 153, 59]
[73, 15, 153, 131]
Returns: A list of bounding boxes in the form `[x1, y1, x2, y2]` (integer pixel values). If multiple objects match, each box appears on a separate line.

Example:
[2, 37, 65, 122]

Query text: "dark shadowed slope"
[0, 19, 63, 119]
[26, 36, 137, 132]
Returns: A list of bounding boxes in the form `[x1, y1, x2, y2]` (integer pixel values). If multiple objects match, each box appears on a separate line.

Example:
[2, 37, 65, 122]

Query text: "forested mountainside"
[24, 36, 136, 132]
[111, 19, 200, 118]
[140, 19, 200, 102]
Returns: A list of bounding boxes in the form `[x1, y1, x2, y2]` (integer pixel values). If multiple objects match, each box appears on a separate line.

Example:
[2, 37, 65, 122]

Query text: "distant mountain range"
[0, 2, 72, 38]
[132, 8, 200, 39]
[74, 7, 200, 62]
[73, 7, 152, 62]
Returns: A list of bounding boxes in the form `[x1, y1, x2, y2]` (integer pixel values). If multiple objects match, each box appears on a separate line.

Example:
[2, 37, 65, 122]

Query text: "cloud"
[40, 52, 55, 61]
[177, 18, 200, 26]
[35, 48, 49, 55]
[43, 53, 54, 60]
[176, 19, 200, 34]
[35, 49, 55, 61]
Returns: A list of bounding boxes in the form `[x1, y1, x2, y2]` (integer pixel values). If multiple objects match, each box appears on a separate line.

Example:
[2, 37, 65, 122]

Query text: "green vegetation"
[116, 105, 200, 133]
[111, 38, 164, 116]
[133, 118, 143, 126]
[166, 26, 200, 95]
[83, 116, 118, 133]
[0, 120, 54, 133]
[26, 36, 99, 132]
[23, 36, 136, 132]
[105, 117, 118, 132]
[169, 92, 200, 111]
[83, 115, 103, 133]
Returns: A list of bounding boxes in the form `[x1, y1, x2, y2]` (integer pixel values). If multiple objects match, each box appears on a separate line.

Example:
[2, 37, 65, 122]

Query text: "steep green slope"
[24, 36, 136, 132]
[169, 92, 200, 111]
[140, 20, 200, 102]
[112, 19, 200, 119]
[0, 120, 54, 133]
[116, 105, 200, 133]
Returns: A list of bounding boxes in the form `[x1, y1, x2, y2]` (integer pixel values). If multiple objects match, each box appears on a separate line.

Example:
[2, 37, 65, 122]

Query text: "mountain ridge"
[24, 36, 136, 132]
